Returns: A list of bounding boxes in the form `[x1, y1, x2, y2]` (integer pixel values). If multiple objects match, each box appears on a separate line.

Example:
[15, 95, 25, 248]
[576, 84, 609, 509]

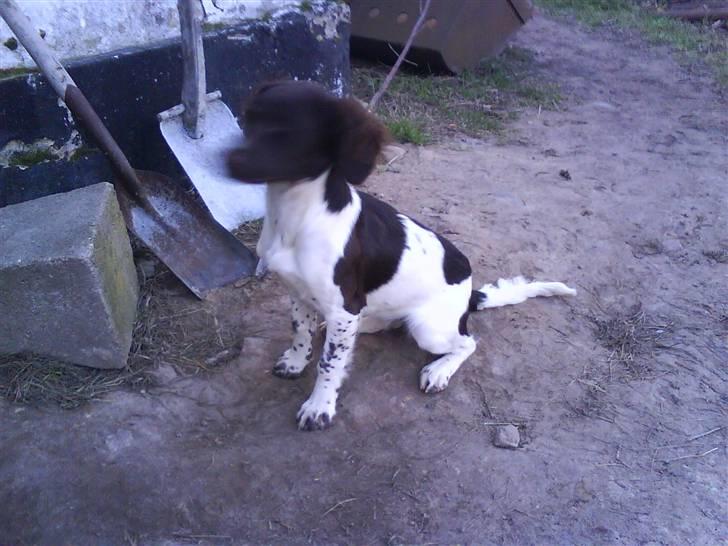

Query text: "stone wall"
[0, 0, 297, 70]
[0, 0, 350, 207]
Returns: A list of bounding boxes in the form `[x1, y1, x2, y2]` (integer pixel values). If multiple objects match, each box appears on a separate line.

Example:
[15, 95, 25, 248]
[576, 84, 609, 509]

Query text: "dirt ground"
[2, 13, 727, 546]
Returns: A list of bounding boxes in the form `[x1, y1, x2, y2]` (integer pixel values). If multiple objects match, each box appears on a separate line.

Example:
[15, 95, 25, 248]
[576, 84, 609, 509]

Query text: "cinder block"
[0, 183, 139, 369]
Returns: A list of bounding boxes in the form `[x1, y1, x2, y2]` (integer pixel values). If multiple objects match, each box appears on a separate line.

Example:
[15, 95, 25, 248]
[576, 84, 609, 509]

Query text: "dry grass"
[232, 218, 264, 248]
[591, 305, 673, 378]
[703, 248, 728, 263]
[0, 221, 264, 409]
[0, 354, 151, 409]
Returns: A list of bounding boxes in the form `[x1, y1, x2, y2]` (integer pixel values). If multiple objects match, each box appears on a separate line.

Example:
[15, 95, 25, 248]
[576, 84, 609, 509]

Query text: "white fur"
[476, 276, 577, 310]
[258, 172, 576, 429]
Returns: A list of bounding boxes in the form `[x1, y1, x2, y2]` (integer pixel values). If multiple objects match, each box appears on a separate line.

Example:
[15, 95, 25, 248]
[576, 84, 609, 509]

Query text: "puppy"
[227, 80, 575, 431]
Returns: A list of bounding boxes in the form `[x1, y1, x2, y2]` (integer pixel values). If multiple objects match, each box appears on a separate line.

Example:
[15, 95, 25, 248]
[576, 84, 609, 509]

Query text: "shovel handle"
[0, 0, 145, 201]
[178, 0, 207, 139]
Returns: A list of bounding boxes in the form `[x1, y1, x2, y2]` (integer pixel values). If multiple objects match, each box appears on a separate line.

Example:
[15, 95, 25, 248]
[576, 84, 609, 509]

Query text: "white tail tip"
[476, 276, 576, 310]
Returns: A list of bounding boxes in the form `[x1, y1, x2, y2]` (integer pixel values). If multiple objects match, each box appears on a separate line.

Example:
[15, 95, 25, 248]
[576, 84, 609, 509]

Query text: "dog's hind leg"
[297, 309, 359, 430]
[417, 334, 476, 393]
[407, 285, 476, 393]
[272, 295, 318, 379]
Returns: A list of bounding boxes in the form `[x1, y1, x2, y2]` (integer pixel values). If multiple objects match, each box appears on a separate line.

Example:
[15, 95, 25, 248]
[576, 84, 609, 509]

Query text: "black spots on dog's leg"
[319, 360, 333, 373]
[292, 319, 300, 332]
[325, 341, 337, 362]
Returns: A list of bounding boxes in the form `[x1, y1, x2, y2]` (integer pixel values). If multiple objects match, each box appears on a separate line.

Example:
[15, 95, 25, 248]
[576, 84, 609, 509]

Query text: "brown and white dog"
[227, 80, 575, 431]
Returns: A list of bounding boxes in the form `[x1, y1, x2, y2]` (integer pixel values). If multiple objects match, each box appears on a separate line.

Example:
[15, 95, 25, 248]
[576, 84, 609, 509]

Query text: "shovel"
[157, 0, 264, 231]
[0, 0, 256, 299]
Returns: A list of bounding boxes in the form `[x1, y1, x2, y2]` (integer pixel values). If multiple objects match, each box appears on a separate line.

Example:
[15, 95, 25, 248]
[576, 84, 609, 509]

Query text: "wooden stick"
[664, 447, 719, 463]
[368, 0, 432, 112]
[178, 0, 207, 139]
[687, 426, 723, 442]
[321, 498, 357, 517]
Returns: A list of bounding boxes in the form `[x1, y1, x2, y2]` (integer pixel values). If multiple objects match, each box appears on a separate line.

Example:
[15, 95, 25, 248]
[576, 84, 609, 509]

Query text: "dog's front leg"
[297, 310, 359, 431]
[272, 295, 318, 379]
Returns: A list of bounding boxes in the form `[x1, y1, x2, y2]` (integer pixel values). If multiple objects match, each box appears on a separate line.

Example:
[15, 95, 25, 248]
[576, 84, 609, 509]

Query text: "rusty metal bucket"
[349, 0, 534, 73]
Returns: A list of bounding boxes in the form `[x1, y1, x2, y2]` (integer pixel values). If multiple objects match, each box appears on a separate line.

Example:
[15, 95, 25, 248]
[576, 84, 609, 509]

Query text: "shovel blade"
[116, 170, 257, 298]
[159, 99, 266, 230]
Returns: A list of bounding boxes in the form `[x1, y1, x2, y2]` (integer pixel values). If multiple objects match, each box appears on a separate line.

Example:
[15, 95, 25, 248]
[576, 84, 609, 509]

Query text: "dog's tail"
[469, 276, 576, 311]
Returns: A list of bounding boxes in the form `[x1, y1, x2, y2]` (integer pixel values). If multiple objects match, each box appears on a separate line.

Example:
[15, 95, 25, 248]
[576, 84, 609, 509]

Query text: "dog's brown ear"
[334, 98, 389, 185]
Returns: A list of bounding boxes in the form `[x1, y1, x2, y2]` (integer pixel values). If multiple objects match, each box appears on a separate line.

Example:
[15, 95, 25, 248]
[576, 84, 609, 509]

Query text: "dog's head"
[226, 80, 388, 188]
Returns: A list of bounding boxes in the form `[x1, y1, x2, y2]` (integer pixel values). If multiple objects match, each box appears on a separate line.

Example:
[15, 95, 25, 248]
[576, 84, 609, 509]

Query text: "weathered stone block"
[0, 183, 138, 369]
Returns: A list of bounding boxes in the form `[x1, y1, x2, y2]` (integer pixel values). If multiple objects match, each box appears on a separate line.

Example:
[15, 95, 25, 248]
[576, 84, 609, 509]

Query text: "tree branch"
[368, 0, 432, 112]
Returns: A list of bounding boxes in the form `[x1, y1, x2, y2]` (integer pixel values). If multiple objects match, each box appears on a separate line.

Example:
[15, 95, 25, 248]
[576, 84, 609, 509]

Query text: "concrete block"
[0, 183, 139, 369]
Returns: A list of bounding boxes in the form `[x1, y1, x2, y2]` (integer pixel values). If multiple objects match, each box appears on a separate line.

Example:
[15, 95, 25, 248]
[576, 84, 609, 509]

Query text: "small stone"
[493, 425, 520, 449]
[590, 100, 618, 112]
[662, 239, 682, 253]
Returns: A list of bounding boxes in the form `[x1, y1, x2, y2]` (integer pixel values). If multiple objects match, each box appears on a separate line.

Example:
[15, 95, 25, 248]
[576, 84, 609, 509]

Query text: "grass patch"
[591, 305, 673, 379]
[0, 67, 36, 80]
[703, 248, 728, 263]
[8, 147, 56, 168]
[68, 145, 99, 162]
[386, 119, 428, 145]
[202, 21, 228, 32]
[0, 353, 151, 409]
[353, 46, 561, 142]
[537, 0, 728, 87]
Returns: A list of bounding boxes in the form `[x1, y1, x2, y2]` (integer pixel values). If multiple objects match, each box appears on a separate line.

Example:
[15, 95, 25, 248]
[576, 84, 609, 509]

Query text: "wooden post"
[178, 0, 206, 139]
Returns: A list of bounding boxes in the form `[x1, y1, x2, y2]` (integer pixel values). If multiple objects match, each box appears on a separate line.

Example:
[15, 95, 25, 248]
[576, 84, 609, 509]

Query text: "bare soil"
[1, 14, 727, 545]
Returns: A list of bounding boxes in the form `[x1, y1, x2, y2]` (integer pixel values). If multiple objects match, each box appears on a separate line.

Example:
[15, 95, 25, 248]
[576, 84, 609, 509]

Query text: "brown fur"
[226, 80, 388, 212]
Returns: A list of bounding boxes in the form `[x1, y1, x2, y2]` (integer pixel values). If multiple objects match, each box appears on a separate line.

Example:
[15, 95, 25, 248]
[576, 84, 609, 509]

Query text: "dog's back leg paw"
[418, 335, 477, 393]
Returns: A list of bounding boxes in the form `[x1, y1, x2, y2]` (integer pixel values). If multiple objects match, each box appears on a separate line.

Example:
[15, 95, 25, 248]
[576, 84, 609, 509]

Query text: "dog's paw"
[296, 396, 336, 431]
[419, 363, 451, 394]
[255, 258, 269, 279]
[272, 351, 307, 379]
[272, 362, 303, 379]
